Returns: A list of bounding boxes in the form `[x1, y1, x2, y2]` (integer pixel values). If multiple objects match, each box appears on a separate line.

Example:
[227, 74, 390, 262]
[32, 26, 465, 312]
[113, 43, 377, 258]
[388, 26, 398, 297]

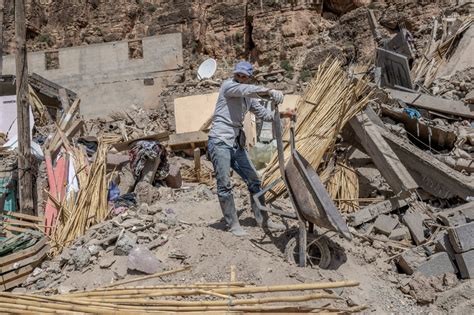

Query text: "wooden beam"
[386, 88, 474, 119]
[0, 0, 4, 75]
[194, 148, 201, 181]
[15, 0, 34, 215]
[168, 131, 208, 151]
[349, 112, 418, 193]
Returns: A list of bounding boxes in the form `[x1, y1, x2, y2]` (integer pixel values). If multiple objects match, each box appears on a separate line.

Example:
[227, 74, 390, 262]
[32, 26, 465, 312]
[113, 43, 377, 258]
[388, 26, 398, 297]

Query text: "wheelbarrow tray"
[285, 150, 352, 240]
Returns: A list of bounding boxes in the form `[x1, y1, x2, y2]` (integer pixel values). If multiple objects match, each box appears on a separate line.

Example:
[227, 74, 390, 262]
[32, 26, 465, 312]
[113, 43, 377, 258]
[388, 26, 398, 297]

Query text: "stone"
[448, 222, 474, 253]
[71, 247, 91, 270]
[127, 246, 162, 274]
[417, 252, 457, 277]
[112, 256, 129, 279]
[402, 209, 427, 245]
[389, 227, 409, 241]
[99, 256, 117, 268]
[155, 223, 168, 232]
[407, 273, 436, 305]
[148, 204, 163, 215]
[465, 90, 474, 104]
[58, 285, 76, 294]
[455, 250, 474, 279]
[164, 164, 182, 188]
[114, 232, 138, 256]
[435, 232, 456, 260]
[59, 249, 72, 267]
[87, 244, 102, 256]
[397, 247, 427, 275]
[122, 218, 143, 229]
[135, 182, 161, 205]
[374, 214, 399, 235]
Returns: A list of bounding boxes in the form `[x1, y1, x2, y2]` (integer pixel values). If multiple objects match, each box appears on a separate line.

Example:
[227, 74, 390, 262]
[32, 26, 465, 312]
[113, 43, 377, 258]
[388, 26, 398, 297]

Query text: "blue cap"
[233, 61, 253, 77]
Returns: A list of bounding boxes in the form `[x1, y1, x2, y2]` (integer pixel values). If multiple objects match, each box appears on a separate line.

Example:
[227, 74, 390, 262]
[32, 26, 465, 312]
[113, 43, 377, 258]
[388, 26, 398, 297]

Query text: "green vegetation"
[299, 69, 312, 82]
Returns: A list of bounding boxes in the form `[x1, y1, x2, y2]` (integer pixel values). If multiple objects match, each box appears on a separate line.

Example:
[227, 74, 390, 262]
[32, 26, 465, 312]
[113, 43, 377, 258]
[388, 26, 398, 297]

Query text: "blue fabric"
[108, 181, 120, 201]
[208, 137, 261, 199]
[403, 107, 421, 120]
[233, 61, 254, 77]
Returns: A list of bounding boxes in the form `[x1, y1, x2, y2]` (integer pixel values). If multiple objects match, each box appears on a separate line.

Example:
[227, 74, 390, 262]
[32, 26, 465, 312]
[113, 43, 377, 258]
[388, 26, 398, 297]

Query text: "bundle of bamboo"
[49, 141, 110, 255]
[322, 162, 360, 213]
[0, 280, 365, 313]
[262, 58, 373, 198]
[412, 16, 473, 88]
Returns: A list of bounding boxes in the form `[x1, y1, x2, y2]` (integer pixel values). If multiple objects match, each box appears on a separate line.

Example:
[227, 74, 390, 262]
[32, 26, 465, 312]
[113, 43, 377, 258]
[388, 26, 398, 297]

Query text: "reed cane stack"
[50, 141, 110, 255]
[0, 280, 365, 314]
[323, 162, 360, 213]
[262, 58, 373, 198]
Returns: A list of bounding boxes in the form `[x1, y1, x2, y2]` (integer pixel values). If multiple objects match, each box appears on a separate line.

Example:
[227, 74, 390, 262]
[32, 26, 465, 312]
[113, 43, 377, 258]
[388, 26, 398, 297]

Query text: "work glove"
[269, 90, 284, 104]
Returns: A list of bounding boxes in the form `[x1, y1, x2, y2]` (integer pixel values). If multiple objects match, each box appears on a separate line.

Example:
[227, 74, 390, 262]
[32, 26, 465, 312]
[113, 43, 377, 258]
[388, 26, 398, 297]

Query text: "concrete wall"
[2, 33, 183, 117]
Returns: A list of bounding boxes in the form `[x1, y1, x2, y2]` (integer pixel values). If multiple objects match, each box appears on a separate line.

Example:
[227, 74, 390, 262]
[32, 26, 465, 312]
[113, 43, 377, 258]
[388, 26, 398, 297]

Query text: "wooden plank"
[376, 48, 413, 89]
[113, 132, 170, 152]
[3, 217, 39, 228]
[2, 211, 43, 222]
[0, 272, 29, 291]
[194, 148, 201, 181]
[169, 131, 208, 151]
[0, 238, 46, 266]
[386, 88, 474, 119]
[4, 225, 29, 233]
[0, 244, 49, 273]
[349, 112, 418, 193]
[0, 262, 34, 284]
[380, 125, 474, 199]
[15, 0, 34, 215]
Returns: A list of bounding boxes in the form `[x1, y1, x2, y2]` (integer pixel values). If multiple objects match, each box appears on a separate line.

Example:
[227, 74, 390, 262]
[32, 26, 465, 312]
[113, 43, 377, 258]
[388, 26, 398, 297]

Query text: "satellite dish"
[197, 58, 217, 80]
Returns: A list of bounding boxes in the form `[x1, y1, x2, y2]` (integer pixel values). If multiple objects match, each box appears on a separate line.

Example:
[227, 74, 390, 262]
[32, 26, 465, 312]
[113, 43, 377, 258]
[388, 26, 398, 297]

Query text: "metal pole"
[15, 0, 35, 215]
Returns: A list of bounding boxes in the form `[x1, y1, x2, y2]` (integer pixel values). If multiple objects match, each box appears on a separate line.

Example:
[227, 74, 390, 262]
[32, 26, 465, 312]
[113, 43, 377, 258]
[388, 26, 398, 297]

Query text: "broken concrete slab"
[417, 252, 457, 277]
[455, 250, 474, 279]
[379, 125, 474, 200]
[386, 88, 474, 119]
[349, 112, 418, 193]
[402, 209, 427, 246]
[348, 196, 412, 226]
[374, 214, 399, 236]
[438, 202, 474, 227]
[99, 256, 116, 269]
[448, 222, 474, 253]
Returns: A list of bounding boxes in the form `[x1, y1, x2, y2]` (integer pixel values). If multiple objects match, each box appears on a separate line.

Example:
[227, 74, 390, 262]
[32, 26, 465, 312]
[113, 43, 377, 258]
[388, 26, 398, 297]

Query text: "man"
[208, 61, 295, 236]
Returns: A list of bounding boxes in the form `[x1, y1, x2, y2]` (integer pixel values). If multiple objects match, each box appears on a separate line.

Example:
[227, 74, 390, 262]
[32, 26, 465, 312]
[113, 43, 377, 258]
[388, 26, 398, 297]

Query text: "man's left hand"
[280, 108, 296, 120]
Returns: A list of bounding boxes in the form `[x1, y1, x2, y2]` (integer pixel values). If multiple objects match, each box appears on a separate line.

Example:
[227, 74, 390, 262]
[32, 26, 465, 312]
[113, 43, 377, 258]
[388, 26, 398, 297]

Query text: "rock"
[389, 227, 409, 241]
[165, 164, 182, 188]
[127, 246, 162, 274]
[87, 244, 102, 256]
[122, 218, 144, 229]
[443, 273, 459, 288]
[59, 249, 72, 267]
[111, 256, 128, 280]
[397, 247, 427, 275]
[58, 285, 76, 294]
[71, 247, 91, 270]
[114, 232, 138, 256]
[155, 223, 168, 232]
[135, 182, 161, 204]
[406, 273, 437, 305]
[402, 209, 427, 245]
[99, 256, 117, 268]
[148, 204, 163, 215]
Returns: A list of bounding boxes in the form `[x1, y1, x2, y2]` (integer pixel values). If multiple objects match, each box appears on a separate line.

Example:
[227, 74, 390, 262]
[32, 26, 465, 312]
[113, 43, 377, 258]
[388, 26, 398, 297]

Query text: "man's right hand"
[269, 90, 284, 104]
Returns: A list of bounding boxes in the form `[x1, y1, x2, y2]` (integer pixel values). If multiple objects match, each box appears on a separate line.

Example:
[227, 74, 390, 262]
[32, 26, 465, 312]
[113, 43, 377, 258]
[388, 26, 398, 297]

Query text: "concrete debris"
[114, 232, 138, 256]
[70, 247, 91, 270]
[127, 246, 163, 274]
[448, 222, 474, 253]
[402, 209, 427, 246]
[373, 214, 399, 235]
[99, 257, 117, 269]
[455, 250, 474, 279]
[389, 227, 409, 241]
[417, 252, 457, 277]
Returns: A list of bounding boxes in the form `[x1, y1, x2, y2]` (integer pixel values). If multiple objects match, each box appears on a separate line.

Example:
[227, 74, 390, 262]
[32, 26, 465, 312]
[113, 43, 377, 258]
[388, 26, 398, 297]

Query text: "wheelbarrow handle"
[272, 101, 287, 179]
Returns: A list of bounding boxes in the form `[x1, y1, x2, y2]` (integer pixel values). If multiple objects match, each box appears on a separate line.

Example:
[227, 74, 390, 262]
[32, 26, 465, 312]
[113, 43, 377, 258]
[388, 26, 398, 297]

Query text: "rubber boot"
[251, 195, 286, 231]
[218, 195, 247, 237]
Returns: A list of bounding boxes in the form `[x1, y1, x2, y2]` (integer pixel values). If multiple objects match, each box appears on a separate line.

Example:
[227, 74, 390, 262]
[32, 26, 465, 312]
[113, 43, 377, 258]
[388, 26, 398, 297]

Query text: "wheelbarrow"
[253, 102, 352, 268]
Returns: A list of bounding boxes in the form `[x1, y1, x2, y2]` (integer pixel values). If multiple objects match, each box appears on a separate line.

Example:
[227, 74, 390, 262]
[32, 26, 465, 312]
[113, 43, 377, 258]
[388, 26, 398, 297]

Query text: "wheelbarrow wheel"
[285, 232, 331, 269]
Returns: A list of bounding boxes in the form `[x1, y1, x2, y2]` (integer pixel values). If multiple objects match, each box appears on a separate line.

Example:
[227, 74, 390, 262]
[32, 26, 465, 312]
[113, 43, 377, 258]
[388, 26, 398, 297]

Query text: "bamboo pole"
[104, 266, 191, 288]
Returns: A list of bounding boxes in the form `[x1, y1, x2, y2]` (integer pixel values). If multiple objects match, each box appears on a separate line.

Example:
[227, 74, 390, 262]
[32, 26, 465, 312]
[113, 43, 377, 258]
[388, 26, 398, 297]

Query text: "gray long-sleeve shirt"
[208, 78, 273, 147]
